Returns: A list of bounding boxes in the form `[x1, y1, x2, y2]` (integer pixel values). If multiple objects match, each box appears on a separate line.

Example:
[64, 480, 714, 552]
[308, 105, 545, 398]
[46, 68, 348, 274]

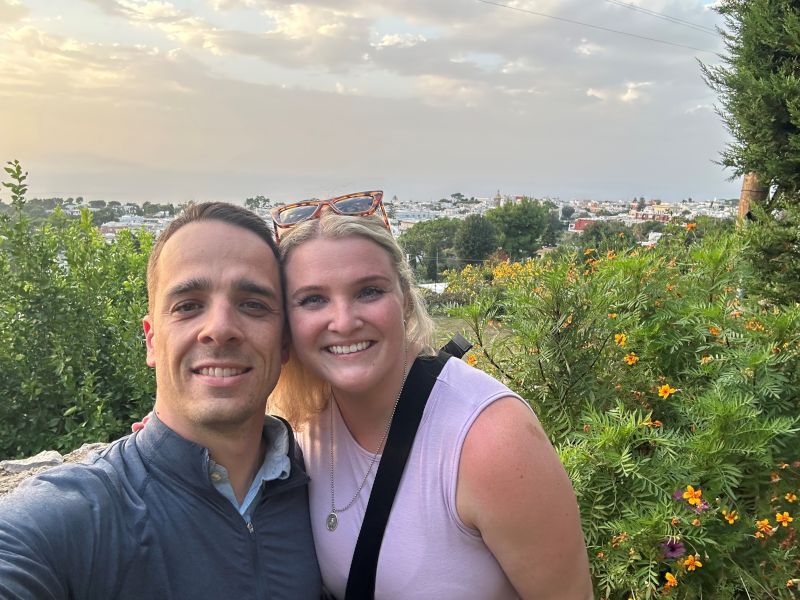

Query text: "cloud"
[685, 103, 713, 114]
[0, 0, 26, 23]
[586, 87, 606, 100]
[620, 81, 652, 103]
[575, 39, 603, 56]
[372, 33, 426, 49]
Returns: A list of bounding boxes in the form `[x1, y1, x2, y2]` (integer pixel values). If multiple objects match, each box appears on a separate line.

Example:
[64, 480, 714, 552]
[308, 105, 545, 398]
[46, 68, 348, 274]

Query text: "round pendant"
[326, 512, 338, 532]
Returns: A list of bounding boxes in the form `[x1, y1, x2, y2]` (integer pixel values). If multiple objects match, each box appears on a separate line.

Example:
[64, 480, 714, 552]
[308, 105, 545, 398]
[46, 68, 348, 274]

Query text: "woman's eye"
[297, 294, 326, 307]
[359, 287, 384, 300]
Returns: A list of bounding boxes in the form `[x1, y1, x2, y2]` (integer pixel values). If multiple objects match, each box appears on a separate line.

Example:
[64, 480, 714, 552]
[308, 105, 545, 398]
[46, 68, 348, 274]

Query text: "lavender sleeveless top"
[297, 358, 525, 599]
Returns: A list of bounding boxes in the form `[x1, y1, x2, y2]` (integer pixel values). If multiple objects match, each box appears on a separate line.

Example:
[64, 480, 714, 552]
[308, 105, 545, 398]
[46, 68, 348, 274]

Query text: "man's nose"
[197, 302, 243, 345]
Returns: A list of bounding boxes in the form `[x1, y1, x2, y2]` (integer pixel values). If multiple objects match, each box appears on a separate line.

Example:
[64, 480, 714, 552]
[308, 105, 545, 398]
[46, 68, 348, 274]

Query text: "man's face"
[143, 220, 287, 441]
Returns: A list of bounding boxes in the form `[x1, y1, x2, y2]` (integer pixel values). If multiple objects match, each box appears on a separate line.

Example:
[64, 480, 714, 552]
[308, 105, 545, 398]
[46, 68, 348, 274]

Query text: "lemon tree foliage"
[447, 222, 800, 598]
[0, 162, 155, 458]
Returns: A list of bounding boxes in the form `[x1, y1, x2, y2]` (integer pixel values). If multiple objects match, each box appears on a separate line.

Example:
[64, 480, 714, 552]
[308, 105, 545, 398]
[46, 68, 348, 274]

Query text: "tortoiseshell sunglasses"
[270, 190, 390, 240]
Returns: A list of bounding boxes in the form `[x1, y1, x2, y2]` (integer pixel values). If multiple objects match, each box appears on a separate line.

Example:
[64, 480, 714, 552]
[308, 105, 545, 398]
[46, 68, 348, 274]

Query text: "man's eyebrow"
[235, 279, 279, 299]
[165, 278, 211, 299]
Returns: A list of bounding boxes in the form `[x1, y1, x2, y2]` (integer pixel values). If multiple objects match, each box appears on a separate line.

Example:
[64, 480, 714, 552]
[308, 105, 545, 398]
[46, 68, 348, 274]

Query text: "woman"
[269, 191, 592, 599]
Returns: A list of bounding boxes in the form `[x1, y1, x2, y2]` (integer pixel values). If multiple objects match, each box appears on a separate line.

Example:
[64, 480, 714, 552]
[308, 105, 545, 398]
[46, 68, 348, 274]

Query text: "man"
[0, 203, 321, 599]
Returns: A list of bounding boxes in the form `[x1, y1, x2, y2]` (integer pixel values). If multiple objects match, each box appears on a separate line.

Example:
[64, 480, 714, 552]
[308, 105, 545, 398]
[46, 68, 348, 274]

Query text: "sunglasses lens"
[333, 195, 376, 215]
[275, 204, 318, 225]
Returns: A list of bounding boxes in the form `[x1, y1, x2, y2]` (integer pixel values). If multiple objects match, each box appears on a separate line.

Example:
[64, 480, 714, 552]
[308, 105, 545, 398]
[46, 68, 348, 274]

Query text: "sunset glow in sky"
[0, 0, 740, 204]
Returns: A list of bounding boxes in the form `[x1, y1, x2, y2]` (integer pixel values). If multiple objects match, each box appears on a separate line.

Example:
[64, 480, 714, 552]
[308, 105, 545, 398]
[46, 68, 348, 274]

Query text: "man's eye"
[173, 302, 201, 313]
[241, 300, 270, 312]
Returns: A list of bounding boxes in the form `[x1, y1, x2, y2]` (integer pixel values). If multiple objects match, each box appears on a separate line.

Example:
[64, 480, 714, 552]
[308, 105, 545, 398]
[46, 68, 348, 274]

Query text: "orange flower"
[583, 248, 595, 256]
[683, 554, 702, 571]
[691, 518, 701, 527]
[608, 312, 618, 319]
[700, 354, 713, 365]
[664, 572, 678, 589]
[785, 492, 798, 503]
[624, 353, 639, 365]
[465, 354, 477, 366]
[685, 223, 696, 230]
[671, 517, 680, 526]
[776, 512, 794, 527]
[722, 509, 739, 525]
[666, 283, 675, 292]
[658, 384, 677, 399]
[708, 325, 721, 336]
[755, 518, 773, 538]
[614, 333, 628, 347]
[683, 485, 703, 506]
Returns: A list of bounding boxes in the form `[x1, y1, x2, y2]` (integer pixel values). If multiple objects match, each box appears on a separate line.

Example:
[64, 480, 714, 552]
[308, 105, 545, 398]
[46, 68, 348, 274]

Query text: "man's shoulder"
[1, 435, 146, 518]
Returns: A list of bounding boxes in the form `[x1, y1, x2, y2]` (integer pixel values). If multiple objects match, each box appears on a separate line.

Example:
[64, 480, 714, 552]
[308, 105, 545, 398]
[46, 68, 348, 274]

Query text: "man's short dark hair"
[146, 202, 281, 312]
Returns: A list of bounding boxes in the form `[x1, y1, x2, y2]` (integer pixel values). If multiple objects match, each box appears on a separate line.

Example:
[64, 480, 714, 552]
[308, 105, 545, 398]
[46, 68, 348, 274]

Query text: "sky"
[0, 0, 742, 205]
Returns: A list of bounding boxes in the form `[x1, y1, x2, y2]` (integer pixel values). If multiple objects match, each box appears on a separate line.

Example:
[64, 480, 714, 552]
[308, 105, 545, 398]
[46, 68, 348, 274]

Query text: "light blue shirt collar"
[208, 416, 291, 522]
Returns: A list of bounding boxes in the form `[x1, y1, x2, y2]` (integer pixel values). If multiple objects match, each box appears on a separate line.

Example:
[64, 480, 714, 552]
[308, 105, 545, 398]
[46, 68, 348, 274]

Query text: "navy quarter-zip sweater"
[0, 414, 321, 599]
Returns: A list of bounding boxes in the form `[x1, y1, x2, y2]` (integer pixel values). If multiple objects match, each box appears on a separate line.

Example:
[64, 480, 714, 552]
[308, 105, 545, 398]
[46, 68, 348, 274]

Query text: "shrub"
[449, 227, 800, 598]
[0, 165, 154, 458]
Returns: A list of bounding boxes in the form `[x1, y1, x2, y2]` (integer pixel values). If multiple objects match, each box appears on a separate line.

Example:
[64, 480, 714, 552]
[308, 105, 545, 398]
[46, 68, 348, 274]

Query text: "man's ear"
[142, 316, 156, 368]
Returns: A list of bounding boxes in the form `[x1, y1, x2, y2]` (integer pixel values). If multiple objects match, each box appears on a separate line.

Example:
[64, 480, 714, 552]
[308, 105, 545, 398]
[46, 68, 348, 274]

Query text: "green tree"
[561, 205, 575, 220]
[398, 217, 459, 281]
[579, 221, 636, 252]
[454, 214, 498, 265]
[486, 199, 550, 260]
[703, 0, 800, 303]
[245, 195, 270, 211]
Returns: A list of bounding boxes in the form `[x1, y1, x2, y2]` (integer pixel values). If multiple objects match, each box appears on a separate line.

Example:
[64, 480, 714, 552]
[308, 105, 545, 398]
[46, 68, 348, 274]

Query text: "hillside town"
[63, 190, 738, 242]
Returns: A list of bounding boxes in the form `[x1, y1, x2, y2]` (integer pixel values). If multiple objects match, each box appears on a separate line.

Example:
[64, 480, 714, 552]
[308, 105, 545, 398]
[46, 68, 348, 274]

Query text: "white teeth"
[328, 342, 370, 355]
[198, 367, 245, 377]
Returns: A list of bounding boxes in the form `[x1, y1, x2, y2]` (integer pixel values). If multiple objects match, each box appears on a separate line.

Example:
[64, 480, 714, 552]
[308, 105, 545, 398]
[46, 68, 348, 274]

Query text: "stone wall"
[0, 443, 108, 497]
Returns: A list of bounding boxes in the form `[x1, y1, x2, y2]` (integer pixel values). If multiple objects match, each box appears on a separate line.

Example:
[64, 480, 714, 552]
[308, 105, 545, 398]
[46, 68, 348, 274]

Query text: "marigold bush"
[447, 225, 800, 598]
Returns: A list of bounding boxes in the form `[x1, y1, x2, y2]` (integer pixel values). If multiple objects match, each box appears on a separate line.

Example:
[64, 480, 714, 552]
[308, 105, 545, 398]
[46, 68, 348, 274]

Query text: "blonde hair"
[269, 213, 435, 427]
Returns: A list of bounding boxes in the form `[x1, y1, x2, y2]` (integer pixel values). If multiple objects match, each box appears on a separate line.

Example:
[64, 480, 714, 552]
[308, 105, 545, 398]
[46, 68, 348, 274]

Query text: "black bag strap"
[344, 350, 452, 600]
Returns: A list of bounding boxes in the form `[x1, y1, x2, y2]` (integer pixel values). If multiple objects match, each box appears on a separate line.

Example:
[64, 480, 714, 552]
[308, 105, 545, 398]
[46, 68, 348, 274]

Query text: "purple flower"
[692, 500, 710, 514]
[673, 489, 684, 501]
[660, 539, 686, 559]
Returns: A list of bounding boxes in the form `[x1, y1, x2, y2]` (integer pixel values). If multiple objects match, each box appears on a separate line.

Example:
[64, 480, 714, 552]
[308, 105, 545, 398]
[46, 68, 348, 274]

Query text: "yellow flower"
[583, 248, 595, 256]
[664, 572, 678, 589]
[606, 250, 616, 259]
[614, 333, 628, 347]
[776, 512, 794, 527]
[700, 354, 713, 365]
[658, 384, 677, 399]
[683, 554, 702, 571]
[785, 492, 798, 503]
[608, 312, 618, 319]
[465, 354, 477, 367]
[722, 509, 739, 525]
[624, 353, 639, 365]
[683, 485, 703, 506]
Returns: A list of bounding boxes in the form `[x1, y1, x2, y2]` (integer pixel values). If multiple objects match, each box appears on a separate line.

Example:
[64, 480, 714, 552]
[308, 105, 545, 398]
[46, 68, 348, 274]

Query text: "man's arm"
[456, 397, 593, 600]
[0, 469, 111, 600]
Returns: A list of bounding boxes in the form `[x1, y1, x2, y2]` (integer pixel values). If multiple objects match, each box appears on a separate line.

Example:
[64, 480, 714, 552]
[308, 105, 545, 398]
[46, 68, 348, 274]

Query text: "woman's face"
[284, 235, 407, 397]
